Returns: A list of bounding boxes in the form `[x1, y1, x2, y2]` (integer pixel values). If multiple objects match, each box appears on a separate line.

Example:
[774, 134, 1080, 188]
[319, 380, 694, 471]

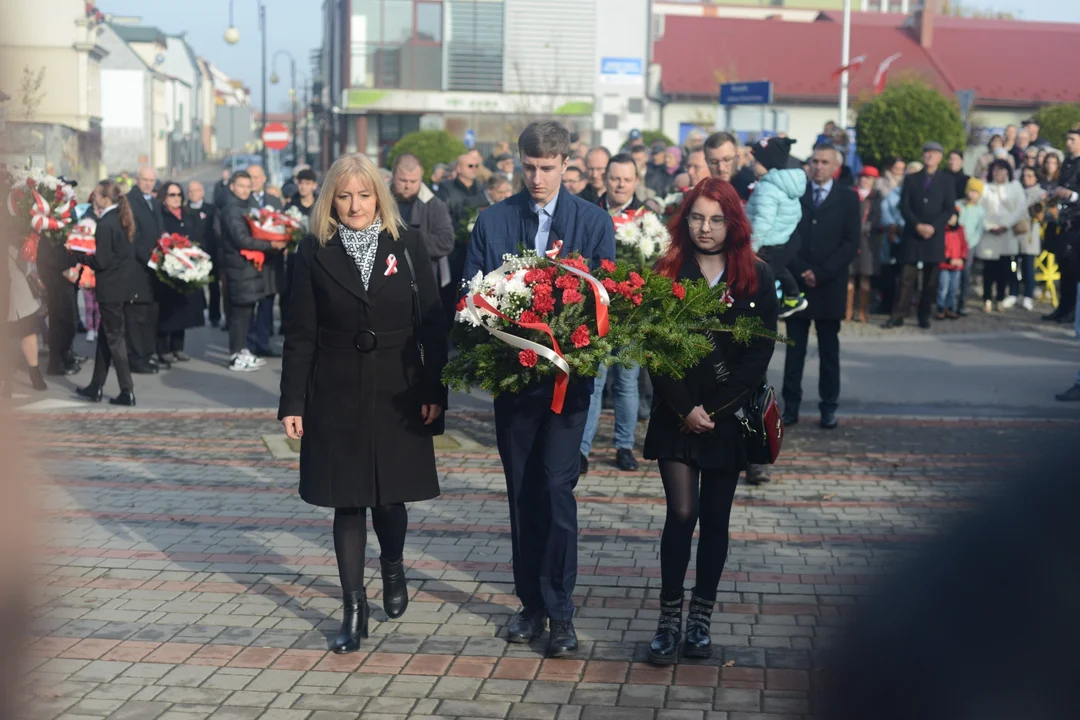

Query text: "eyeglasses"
[687, 213, 726, 229]
[706, 156, 736, 168]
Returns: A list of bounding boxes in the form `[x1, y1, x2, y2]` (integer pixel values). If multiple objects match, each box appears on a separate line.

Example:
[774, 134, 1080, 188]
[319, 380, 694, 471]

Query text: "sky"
[95, 0, 1079, 111]
[97, 0, 323, 112]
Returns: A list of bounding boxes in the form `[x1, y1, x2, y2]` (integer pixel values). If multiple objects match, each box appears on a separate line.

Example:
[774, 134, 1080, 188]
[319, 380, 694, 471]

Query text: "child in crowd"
[955, 178, 986, 316]
[745, 136, 808, 318]
[936, 212, 969, 319]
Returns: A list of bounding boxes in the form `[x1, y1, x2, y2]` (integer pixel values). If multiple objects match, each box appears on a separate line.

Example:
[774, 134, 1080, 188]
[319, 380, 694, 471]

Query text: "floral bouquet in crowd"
[148, 233, 213, 294]
[658, 191, 684, 222]
[247, 206, 303, 248]
[444, 250, 767, 413]
[65, 217, 97, 255]
[614, 208, 671, 265]
[5, 167, 78, 246]
[282, 206, 310, 251]
[456, 207, 482, 247]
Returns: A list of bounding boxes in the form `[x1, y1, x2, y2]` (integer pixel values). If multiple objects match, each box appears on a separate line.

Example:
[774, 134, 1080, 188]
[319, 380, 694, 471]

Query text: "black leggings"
[658, 460, 740, 602]
[333, 504, 408, 596]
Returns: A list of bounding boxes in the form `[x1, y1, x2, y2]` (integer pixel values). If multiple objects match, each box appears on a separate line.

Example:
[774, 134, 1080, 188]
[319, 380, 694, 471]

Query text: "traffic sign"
[262, 122, 290, 151]
[719, 81, 773, 106]
[464, 128, 476, 149]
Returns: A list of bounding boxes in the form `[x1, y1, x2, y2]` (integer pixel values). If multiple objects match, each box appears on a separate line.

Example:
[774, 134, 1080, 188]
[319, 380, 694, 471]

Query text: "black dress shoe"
[918, 318, 932, 329]
[648, 593, 683, 666]
[683, 592, 714, 659]
[579, 453, 589, 476]
[332, 590, 369, 653]
[782, 409, 799, 427]
[380, 557, 409, 619]
[130, 363, 159, 375]
[506, 606, 546, 644]
[154, 357, 172, 370]
[46, 363, 80, 377]
[76, 385, 103, 402]
[615, 448, 639, 471]
[882, 317, 904, 329]
[546, 618, 578, 658]
[109, 390, 136, 407]
[820, 411, 838, 430]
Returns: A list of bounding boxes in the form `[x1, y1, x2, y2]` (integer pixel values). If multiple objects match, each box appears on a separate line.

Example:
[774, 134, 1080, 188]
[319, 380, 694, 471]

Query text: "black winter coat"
[644, 259, 779, 471]
[89, 208, 138, 305]
[437, 177, 484, 231]
[899, 170, 958, 265]
[219, 192, 278, 306]
[278, 226, 449, 509]
[158, 209, 207, 332]
[789, 183, 861, 320]
[126, 188, 165, 304]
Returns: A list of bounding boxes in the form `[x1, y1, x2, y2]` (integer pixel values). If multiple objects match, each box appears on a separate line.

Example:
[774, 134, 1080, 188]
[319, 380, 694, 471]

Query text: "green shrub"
[640, 130, 676, 148]
[855, 78, 966, 169]
[386, 130, 468, 180]
[1033, 104, 1080, 151]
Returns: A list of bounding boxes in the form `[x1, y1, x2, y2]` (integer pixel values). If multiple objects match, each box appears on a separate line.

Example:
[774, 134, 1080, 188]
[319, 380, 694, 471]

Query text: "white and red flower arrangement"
[148, 233, 213, 294]
[444, 251, 749, 412]
[65, 217, 97, 255]
[247, 207, 304, 247]
[5, 168, 78, 247]
[613, 208, 671, 265]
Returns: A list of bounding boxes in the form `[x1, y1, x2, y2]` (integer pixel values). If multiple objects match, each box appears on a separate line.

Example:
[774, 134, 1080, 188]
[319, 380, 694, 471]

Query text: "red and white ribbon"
[385, 254, 398, 276]
[544, 240, 563, 259]
[30, 189, 72, 233]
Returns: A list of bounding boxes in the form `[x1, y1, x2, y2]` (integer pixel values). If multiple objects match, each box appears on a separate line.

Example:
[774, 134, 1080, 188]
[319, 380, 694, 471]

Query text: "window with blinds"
[445, 0, 504, 92]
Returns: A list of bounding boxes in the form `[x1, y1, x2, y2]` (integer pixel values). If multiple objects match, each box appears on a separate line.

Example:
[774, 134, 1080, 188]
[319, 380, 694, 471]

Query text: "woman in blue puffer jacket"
[745, 137, 807, 318]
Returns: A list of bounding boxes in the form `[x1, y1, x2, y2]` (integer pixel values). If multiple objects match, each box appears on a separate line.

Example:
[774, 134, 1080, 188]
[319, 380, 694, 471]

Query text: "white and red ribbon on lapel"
[544, 240, 563, 259]
[384, 253, 398, 276]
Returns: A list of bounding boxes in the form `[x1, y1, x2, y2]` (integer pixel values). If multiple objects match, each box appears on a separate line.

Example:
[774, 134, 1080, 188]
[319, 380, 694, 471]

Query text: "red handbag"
[740, 384, 783, 465]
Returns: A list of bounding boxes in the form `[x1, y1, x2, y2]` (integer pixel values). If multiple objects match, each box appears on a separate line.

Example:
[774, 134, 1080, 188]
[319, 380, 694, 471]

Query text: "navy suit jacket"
[462, 186, 616, 400]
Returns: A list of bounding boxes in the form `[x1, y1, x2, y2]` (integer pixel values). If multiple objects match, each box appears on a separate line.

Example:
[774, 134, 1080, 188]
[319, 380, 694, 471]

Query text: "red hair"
[654, 178, 759, 297]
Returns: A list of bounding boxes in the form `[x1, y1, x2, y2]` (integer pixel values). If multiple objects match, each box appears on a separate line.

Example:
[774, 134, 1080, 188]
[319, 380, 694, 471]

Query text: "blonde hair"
[311, 153, 402, 244]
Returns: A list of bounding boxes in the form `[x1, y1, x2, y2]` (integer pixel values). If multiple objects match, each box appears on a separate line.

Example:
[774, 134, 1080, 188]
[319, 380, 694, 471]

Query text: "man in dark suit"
[783, 143, 860, 430]
[186, 181, 220, 326]
[245, 164, 284, 355]
[884, 142, 957, 330]
[126, 165, 167, 373]
[463, 122, 615, 658]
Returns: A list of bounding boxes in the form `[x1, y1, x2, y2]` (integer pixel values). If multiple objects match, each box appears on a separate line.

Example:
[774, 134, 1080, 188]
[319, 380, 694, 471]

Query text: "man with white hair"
[125, 165, 166, 373]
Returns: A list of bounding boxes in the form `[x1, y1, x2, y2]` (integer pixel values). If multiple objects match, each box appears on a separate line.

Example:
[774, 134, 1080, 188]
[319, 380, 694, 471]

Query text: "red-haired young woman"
[644, 177, 779, 665]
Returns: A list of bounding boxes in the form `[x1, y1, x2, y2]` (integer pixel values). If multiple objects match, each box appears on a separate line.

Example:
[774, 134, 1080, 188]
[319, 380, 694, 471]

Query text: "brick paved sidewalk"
[23, 410, 1078, 720]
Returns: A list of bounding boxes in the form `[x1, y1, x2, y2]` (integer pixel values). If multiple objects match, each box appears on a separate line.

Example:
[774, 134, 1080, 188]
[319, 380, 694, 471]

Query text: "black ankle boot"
[29, 366, 47, 391]
[380, 557, 409, 619]
[648, 592, 683, 665]
[683, 591, 715, 659]
[331, 590, 369, 654]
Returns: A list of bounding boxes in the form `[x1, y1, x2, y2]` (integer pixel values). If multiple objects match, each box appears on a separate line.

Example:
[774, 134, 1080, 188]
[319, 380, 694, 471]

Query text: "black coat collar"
[317, 227, 401, 305]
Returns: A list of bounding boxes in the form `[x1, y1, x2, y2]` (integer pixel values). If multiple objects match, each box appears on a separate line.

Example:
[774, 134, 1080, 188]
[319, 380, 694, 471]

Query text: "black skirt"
[643, 403, 747, 472]
[157, 282, 206, 332]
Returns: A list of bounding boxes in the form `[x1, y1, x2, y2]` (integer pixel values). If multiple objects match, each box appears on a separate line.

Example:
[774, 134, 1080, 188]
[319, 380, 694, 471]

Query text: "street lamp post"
[270, 50, 298, 164]
[225, 0, 268, 169]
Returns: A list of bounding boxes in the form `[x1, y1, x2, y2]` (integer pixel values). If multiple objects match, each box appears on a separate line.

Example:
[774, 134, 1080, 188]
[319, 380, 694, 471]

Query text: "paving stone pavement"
[22, 408, 1080, 720]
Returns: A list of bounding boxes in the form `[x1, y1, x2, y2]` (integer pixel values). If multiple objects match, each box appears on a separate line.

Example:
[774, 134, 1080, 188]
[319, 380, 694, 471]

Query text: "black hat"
[751, 137, 796, 172]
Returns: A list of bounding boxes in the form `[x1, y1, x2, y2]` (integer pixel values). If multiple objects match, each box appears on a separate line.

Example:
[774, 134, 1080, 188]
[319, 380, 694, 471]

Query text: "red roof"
[656, 13, 1080, 106]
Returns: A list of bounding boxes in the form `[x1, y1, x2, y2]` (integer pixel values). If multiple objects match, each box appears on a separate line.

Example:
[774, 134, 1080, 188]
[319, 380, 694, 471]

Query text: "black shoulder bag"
[399, 244, 445, 436]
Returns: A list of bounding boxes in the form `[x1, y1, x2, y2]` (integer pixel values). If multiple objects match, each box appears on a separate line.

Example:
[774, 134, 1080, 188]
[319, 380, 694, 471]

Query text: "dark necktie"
[924, 173, 933, 190]
[814, 187, 825, 208]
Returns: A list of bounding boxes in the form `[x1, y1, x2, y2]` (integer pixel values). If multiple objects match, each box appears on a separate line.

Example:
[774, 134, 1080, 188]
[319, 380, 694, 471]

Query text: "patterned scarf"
[338, 218, 382, 290]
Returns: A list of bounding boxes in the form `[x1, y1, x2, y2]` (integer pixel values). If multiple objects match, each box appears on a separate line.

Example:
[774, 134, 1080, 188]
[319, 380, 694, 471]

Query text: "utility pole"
[839, 0, 852, 128]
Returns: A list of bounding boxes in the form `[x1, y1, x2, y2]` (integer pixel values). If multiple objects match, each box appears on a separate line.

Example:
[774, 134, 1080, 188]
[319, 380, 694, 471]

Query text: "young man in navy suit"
[463, 122, 615, 657]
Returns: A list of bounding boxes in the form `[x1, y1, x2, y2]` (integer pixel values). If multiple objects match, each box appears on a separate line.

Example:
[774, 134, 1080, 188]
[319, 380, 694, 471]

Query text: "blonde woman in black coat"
[77, 180, 139, 406]
[279, 153, 448, 653]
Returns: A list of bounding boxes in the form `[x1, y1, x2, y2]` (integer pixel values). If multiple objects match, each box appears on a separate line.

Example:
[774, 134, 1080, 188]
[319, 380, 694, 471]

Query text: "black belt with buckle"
[317, 326, 412, 353]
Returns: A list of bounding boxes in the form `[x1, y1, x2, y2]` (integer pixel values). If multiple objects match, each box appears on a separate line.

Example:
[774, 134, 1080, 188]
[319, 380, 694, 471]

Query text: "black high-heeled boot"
[380, 557, 409, 619]
[683, 591, 715, 659]
[648, 591, 683, 665]
[331, 590, 369, 654]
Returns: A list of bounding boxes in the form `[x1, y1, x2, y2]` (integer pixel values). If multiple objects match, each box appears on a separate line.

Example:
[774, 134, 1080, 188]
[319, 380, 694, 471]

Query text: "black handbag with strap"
[739, 383, 784, 465]
[399, 244, 445, 436]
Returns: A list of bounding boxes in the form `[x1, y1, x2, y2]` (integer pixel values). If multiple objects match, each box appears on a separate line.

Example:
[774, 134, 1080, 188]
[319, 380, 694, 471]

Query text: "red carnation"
[561, 256, 589, 273]
[562, 289, 584, 305]
[616, 281, 634, 298]
[600, 259, 617, 274]
[532, 293, 556, 315]
[545, 265, 560, 280]
[571, 324, 591, 348]
[532, 281, 553, 296]
[631, 293, 643, 306]
[518, 309, 540, 324]
[672, 282, 686, 300]
[524, 269, 548, 284]
[628, 272, 645, 289]
[602, 278, 618, 293]
[518, 349, 538, 367]
[555, 274, 579, 290]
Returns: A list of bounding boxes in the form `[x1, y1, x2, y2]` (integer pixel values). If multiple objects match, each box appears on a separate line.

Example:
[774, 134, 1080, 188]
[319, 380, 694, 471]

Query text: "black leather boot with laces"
[683, 591, 715, 659]
[648, 592, 683, 665]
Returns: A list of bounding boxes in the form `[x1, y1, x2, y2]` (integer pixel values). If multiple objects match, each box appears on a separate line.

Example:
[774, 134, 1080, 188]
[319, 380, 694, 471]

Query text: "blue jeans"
[580, 362, 640, 455]
[958, 261, 973, 312]
[936, 268, 962, 311]
[1009, 254, 1036, 298]
[247, 294, 274, 352]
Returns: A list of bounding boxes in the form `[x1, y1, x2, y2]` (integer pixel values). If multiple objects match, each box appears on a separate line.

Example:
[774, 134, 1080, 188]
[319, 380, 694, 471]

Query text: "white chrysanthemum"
[640, 211, 664, 234]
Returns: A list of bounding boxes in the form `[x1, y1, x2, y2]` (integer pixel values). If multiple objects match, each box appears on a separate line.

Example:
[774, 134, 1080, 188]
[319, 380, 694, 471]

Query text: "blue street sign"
[600, 57, 644, 78]
[719, 81, 773, 106]
[464, 129, 476, 149]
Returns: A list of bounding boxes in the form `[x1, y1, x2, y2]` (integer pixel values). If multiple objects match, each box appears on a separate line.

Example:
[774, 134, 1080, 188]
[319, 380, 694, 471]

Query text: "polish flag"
[831, 55, 867, 80]
[873, 53, 903, 94]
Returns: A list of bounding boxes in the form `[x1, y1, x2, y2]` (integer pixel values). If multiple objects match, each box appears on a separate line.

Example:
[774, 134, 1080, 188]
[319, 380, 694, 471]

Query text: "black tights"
[333, 504, 408, 596]
[658, 460, 740, 602]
